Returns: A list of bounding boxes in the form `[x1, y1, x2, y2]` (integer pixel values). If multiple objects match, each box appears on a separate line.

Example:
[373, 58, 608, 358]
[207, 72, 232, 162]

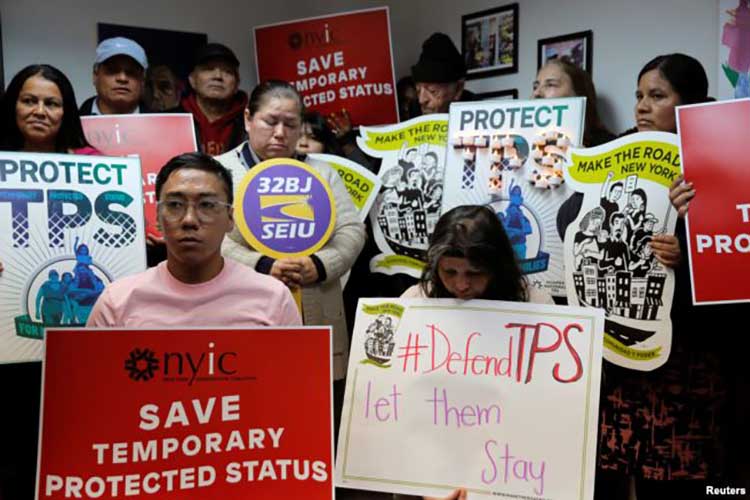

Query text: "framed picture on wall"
[461, 3, 519, 80]
[537, 30, 593, 74]
[477, 89, 518, 100]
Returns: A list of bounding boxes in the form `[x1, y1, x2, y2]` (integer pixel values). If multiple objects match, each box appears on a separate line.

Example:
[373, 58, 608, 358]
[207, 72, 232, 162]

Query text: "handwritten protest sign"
[37, 327, 334, 499]
[441, 98, 585, 297]
[254, 7, 398, 126]
[677, 99, 750, 304]
[0, 152, 146, 364]
[82, 114, 197, 238]
[564, 132, 678, 370]
[357, 115, 449, 277]
[336, 299, 604, 499]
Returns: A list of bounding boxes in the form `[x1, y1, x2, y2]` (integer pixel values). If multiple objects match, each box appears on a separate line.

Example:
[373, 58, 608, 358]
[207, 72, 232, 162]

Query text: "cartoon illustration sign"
[234, 158, 336, 258]
[335, 298, 604, 499]
[37, 327, 334, 499]
[308, 153, 381, 222]
[254, 7, 398, 126]
[677, 99, 750, 304]
[81, 114, 198, 238]
[441, 98, 585, 297]
[563, 132, 679, 371]
[357, 114, 449, 277]
[0, 152, 146, 364]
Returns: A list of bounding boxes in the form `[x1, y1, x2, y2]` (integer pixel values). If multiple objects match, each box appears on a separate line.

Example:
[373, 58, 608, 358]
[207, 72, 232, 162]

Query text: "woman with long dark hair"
[402, 205, 552, 304]
[595, 53, 734, 499]
[0, 64, 95, 153]
[0, 64, 98, 500]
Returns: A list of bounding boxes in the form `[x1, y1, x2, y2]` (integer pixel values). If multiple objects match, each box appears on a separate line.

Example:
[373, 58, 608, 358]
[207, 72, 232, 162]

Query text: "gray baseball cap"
[95, 37, 148, 69]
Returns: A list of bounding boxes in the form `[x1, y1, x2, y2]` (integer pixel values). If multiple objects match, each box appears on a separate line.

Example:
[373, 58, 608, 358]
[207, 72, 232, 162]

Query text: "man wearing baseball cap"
[177, 43, 247, 155]
[411, 32, 477, 116]
[80, 37, 149, 115]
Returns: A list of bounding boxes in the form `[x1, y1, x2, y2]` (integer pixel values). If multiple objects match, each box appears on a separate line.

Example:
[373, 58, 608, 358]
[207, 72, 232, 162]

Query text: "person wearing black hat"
[179, 43, 248, 155]
[411, 32, 477, 116]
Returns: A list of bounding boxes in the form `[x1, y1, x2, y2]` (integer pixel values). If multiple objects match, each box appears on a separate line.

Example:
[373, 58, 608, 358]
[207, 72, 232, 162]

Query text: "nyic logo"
[287, 23, 336, 50]
[125, 348, 159, 381]
[124, 342, 238, 385]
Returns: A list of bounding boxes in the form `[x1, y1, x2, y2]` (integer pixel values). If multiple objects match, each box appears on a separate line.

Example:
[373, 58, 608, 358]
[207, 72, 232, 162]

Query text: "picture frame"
[476, 89, 518, 100]
[537, 30, 593, 74]
[461, 3, 519, 80]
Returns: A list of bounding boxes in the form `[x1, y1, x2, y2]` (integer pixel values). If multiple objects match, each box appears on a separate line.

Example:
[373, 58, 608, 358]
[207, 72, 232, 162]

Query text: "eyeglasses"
[157, 199, 232, 223]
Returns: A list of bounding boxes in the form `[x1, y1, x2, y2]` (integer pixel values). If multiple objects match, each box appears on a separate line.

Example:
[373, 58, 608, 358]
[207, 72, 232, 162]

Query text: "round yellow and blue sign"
[234, 158, 337, 259]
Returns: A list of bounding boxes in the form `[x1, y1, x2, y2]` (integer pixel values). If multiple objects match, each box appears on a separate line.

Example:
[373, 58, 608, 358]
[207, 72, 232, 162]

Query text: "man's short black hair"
[609, 182, 624, 192]
[155, 152, 234, 204]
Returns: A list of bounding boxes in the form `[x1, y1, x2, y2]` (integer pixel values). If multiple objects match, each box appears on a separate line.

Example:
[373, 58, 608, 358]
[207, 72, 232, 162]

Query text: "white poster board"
[336, 298, 604, 499]
[357, 114, 449, 278]
[0, 152, 146, 363]
[563, 132, 678, 371]
[441, 98, 585, 297]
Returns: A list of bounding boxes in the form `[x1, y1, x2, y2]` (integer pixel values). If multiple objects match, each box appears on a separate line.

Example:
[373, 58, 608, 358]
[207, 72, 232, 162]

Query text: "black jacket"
[78, 96, 150, 116]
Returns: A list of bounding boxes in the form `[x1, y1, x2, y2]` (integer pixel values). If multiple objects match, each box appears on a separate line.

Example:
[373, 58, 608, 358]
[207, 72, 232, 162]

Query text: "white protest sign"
[357, 114, 449, 278]
[441, 98, 585, 297]
[336, 298, 604, 499]
[0, 152, 146, 363]
[563, 132, 678, 371]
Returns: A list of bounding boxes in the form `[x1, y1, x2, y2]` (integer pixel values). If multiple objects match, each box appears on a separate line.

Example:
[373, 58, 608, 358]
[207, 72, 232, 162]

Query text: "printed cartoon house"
[642, 273, 666, 320]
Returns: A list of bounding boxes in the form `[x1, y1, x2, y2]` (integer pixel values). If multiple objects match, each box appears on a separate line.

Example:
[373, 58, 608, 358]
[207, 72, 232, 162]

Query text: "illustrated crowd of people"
[0, 21, 747, 500]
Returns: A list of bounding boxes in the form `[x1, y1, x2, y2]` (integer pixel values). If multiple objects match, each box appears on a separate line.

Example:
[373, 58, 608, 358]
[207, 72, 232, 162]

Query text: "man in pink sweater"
[87, 152, 300, 327]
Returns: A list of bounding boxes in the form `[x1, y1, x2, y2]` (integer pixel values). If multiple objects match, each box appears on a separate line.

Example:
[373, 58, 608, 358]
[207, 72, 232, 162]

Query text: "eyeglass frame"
[156, 198, 233, 223]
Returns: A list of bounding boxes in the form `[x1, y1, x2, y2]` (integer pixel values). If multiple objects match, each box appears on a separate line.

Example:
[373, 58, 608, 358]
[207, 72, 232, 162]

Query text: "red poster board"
[36, 328, 333, 499]
[254, 7, 398, 126]
[677, 99, 750, 304]
[81, 114, 198, 238]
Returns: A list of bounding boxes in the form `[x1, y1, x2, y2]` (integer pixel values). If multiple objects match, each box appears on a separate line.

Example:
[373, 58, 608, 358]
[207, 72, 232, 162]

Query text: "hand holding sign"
[271, 258, 304, 287]
[235, 158, 337, 309]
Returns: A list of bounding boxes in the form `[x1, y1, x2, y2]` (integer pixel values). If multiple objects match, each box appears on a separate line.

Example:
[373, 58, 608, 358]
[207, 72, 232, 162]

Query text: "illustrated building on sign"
[614, 271, 631, 315]
[629, 277, 648, 318]
[606, 275, 617, 311]
[413, 210, 428, 244]
[573, 272, 585, 303]
[582, 263, 599, 307]
[597, 278, 608, 309]
[378, 205, 401, 240]
[643, 273, 666, 320]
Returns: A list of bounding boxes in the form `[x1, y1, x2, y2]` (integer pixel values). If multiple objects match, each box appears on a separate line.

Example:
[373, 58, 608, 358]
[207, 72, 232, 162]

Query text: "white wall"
[0, 0, 388, 102]
[395, 0, 719, 134]
[2, 0, 718, 133]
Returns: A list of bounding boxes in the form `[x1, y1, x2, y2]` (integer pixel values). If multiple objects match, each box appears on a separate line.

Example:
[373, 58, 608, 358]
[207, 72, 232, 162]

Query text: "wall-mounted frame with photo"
[462, 3, 519, 80]
[537, 30, 593, 74]
[477, 89, 518, 100]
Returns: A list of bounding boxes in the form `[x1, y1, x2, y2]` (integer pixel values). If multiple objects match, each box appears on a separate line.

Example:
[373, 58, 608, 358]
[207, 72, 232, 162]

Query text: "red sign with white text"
[81, 114, 198, 238]
[677, 99, 750, 304]
[36, 328, 333, 499]
[254, 7, 398, 126]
